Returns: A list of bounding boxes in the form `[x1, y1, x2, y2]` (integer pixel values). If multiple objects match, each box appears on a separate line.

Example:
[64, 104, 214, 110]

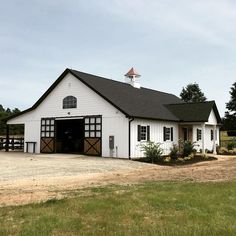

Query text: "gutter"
[128, 117, 134, 159]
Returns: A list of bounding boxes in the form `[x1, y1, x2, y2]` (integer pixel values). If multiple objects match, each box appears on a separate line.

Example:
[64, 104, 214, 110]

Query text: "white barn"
[6, 68, 221, 158]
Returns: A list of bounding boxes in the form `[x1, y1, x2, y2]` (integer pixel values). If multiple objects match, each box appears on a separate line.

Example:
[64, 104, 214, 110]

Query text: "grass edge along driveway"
[0, 181, 236, 236]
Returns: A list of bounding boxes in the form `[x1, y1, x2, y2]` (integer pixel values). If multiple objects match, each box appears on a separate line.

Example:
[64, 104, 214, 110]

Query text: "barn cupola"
[125, 67, 141, 89]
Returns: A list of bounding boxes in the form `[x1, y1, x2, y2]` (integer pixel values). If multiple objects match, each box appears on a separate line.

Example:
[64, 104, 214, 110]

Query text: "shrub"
[227, 142, 236, 150]
[140, 141, 163, 163]
[218, 147, 229, 155]
[169, 144, 179, 160]
[179, 140, 196, 157]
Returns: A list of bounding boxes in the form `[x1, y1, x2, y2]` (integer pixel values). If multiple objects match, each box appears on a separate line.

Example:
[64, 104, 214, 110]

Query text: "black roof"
[166, 101, 222, 123]
[6, 68, 221, 123]
[70, 69, 181, 121]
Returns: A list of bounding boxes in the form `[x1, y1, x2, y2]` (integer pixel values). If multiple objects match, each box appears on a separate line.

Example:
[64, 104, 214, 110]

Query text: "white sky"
[0, 0, 236, 116]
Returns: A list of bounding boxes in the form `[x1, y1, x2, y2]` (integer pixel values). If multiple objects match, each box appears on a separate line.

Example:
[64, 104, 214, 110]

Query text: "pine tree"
[180, 83, 206, 103]
[224, 82, 236, 131]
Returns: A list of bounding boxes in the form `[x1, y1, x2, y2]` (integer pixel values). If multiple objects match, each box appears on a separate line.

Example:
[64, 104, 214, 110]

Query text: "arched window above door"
[63, 96, 77, 109]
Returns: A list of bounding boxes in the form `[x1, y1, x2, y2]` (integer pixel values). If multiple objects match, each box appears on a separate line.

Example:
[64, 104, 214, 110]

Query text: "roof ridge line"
[167, 100, 215, 106]
[70, 69, 179, 97]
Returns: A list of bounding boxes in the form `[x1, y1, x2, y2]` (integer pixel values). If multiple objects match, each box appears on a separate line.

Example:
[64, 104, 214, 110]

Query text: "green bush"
[140, 141, 163, 163]
[179, 140, 196, 157]
[169, 144, 179, 160]
[227, 141, 236, 150]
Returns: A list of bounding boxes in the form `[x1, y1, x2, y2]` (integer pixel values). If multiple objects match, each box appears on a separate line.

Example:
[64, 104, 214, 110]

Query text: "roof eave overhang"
[126, 115, 180, 122]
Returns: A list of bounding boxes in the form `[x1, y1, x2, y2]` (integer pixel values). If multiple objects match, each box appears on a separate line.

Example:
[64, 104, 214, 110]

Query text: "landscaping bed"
[135, 154, 217, 165]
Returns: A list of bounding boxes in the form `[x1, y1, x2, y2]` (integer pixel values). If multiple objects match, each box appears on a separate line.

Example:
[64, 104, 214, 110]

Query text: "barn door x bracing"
[40, 118, 55, 153]
[84, 116, 102, 156]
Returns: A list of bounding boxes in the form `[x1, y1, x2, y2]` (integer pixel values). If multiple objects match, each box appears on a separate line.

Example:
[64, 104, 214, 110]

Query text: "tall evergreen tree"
[180, 83, 206, 103]
[224, 82, 236, 132]
[0, 104, 23, 135]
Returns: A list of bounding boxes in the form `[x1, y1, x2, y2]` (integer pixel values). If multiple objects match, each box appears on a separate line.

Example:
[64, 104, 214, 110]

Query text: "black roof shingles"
[6, 68, 221, 123]
[166, 101, 221, 123]
[70, 69, 181, 121]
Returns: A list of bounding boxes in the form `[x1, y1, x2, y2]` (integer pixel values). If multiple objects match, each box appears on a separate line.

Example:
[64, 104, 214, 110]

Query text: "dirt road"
[0, 152, 235, 206]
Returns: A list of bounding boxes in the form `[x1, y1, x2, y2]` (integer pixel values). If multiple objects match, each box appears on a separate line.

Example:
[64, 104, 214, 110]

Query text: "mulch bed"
[134, 155, 218, 166]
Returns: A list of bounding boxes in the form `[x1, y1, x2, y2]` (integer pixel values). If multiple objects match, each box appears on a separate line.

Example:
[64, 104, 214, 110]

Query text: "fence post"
[5, 125, 9, 152]
[12, 137, 14, 150]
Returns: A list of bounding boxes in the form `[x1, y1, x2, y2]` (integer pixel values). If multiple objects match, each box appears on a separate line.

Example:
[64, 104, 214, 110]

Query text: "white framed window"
[163, 127, 173, 141]
[137, 125, 150, 141]
[140, 126, 147, 141]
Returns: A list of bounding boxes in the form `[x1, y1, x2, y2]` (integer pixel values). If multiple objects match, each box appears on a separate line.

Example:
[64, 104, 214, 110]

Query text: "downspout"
[128, 117, 134, 159]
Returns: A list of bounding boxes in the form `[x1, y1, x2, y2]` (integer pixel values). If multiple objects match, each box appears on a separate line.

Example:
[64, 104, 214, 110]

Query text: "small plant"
[179, 140, 196, 157]
[169, 144, 179, 160]
[140, 141, 163, 163]
[202, 154, 209, 159]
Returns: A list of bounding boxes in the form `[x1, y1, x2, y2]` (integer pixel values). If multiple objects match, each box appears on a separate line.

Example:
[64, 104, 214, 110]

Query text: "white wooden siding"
[7, 73, 129, 157]
[193, 125, 220, 152]
[130, 119, 179, 157]
[206, 109, 217, 125]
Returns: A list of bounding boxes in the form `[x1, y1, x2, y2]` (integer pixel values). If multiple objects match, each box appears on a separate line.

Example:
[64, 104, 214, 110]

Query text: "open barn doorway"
[55, 119, 84, 153]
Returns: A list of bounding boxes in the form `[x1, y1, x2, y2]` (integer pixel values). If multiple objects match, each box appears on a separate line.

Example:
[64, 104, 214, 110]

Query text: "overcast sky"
[1, 0, 236, 116]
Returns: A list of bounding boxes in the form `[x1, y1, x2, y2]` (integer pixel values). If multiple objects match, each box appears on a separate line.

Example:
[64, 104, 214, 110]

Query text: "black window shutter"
[163, 127, 166, 141]
[147, 126, 150, 141]
[197, 129, 200, 141]
[138, 125, 141, 141]
[211, 130, 213, 141]
[171, 127, 173, 141]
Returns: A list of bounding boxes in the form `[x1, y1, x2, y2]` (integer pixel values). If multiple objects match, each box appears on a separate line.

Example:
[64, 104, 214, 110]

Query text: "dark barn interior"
[56, 119, 84, 153]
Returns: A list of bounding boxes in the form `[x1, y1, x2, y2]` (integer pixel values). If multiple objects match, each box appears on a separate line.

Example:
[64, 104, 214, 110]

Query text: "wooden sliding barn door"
[84, 116, 102, 156]
[40, 118, 55, 153]
[84, 138, 101, 155]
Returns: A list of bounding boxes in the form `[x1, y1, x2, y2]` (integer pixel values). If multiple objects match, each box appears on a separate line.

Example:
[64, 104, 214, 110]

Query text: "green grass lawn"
[0, 181, 236, 236]
[220, 131, 236, 148]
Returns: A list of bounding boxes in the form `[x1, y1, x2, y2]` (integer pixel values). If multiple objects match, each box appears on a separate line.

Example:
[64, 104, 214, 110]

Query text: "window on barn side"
[84, 116, 102, 138]
[137, 125, 150, 141]
[197, 129, 202, 141]
[163, 127, 173, 141]
[63, 96, 77, 109]
[41, 118, 55, 138]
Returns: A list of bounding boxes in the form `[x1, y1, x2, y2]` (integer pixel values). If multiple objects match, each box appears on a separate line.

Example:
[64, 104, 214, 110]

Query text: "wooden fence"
[0, 137, 24, 150]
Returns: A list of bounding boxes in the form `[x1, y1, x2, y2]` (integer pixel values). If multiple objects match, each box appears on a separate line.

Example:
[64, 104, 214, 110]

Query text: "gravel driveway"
[0, 151, 235, 206]
[0, 151, 150, 182]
